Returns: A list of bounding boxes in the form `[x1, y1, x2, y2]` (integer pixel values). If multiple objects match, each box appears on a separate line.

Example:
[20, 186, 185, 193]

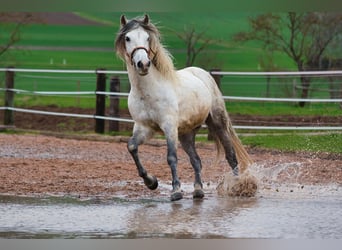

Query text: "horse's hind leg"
[179, 128, 205, 199]
[127, 125, 158, 190]
[206, 114, 239, 176]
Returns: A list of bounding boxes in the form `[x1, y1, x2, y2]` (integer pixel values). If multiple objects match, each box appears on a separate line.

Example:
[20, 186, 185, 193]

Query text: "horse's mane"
[115, 16, 177, 81]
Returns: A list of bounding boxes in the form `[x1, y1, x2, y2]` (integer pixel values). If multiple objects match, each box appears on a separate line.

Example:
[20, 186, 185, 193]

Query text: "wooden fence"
[1, 67, 342, 133]
[2, 68, 125, 133]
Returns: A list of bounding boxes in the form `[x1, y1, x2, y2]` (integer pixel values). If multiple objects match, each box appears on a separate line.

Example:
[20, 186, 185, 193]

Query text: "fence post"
[95, 69, 106, 133]
[108, 76, 120, 132]
[4, 67, 15, 126]
[210, 68, 222, 91]
[208, 69, 222, 140]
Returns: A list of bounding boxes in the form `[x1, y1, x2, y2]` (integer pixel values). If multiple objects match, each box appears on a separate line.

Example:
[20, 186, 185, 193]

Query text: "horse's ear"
[120, 15, 127, 27]
[143, 14, 149, 25]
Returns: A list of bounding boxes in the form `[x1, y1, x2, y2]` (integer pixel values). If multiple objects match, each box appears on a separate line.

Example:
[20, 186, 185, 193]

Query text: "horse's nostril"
[137, 61, 143, 69]
[147, 61, 151, 67]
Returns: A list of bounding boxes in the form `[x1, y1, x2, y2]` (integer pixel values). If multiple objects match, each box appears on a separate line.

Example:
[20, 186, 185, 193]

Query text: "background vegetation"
[0, 12, 341, 153]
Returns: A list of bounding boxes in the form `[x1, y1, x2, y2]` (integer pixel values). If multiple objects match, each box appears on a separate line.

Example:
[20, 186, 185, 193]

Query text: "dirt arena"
[1, 13, 341, 199]
[0, 132, 341, 199]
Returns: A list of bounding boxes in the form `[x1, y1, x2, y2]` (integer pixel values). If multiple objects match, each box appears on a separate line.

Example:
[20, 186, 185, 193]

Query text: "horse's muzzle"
[130, 47, 151, 76]
[136, 60, 151, 76]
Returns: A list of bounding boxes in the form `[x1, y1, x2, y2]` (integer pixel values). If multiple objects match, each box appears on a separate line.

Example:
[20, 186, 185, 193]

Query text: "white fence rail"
[1, 68, 342, 131]
[210, 70, 342, 76]
[1, 88, 341, 103]
[0, 106, 134, 123]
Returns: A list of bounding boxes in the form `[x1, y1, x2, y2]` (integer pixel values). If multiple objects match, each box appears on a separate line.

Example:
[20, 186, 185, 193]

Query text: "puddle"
[0, 183, 341, 239]
[1, 134, 341, 238]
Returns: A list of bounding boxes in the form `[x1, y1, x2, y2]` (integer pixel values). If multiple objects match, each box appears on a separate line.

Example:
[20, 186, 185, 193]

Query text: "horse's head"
[115, 14, 158, 76]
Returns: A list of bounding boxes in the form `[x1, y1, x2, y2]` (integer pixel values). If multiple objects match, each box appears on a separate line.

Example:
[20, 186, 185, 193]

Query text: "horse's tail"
[226, 117, 253, 173]
[208, 76, 253, 173]
[210, 111, 253, 173]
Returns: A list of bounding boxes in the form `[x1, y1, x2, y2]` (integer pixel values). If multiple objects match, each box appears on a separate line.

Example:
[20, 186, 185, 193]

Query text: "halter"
[128, 46, 151, 65]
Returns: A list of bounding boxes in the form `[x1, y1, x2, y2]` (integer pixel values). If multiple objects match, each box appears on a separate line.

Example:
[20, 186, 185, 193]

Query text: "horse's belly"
[178, 115, 207, 134]
[177, 92, 211, 134]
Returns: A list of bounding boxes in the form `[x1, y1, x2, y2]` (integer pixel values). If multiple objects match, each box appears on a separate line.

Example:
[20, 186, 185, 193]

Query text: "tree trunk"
[299, 76, 311, 107]
[296, 62, 311, 107]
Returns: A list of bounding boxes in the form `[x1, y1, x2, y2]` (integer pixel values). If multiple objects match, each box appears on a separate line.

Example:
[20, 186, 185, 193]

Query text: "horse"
[115, 14, 253, 201]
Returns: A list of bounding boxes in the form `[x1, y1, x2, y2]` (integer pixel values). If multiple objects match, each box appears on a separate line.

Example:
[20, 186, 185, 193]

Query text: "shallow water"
[0, 184, 341, 239]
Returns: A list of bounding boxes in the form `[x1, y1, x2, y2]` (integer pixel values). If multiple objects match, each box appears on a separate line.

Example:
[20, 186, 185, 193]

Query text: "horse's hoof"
[193, 189, 204, 199]
[170, 191, 183, 201]
[144, 175, 158, 190]
[233, 166, 239, 176]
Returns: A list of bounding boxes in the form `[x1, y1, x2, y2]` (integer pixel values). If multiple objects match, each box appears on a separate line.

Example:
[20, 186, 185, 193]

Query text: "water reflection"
[0, 189, 341, 238]
[126, 196, 258, 238]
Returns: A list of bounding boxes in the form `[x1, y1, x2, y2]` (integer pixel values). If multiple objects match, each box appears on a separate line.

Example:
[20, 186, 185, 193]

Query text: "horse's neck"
[127, 64, 164, 93]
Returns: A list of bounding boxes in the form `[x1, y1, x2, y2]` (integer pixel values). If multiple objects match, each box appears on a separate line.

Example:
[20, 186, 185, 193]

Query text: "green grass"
[240, 132, 342, 154]
[191, 130, 342, 154]
[225, 102, 342, 116]
[0, 49, 122, 70]
[9, 23, 117, 48]
[1, 12, 341, 156]
[220, 75, 334, 98]
[0, 12, 296, 71]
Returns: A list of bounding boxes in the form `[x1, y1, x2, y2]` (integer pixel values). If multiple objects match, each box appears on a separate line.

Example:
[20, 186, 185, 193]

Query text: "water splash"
[250, 161, 303, 184]
[216, 170, 258, 197]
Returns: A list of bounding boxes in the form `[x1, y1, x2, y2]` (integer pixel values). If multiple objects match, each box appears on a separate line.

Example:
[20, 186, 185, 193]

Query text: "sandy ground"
[1, 13, 340, 198]
[0, 133, 341, 199]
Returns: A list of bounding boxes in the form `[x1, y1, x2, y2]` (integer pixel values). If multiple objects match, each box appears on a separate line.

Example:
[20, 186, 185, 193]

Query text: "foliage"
[1, 12, 341, 117]
[0, 13, 35, 58]
[233, 12, 342, 106]
[0, 12, 296, 71]
[1, 13, 341, 155]
[174, 25, 216, 67]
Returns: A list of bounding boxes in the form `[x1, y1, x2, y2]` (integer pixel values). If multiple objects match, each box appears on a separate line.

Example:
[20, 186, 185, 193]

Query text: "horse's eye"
[125, 36, 130, 42]
[147, 37, 150, 42]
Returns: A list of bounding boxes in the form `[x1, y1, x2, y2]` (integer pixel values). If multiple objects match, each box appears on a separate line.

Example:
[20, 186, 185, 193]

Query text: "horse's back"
[177, 66, 212, 83]
[176, 66, 216, 102]
[177, 66, 208, 76]
[177, 66, 219, 91]
[175, 67, 220, 134]
[176, 66, 222, 103]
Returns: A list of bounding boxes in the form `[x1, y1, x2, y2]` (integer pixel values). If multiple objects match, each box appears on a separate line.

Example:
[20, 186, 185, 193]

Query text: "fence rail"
[1, 88, 341, 103]
[0, 68, 127, 75]
[1, 67, 342, 132]
[2, 67, 342, 76]
[210, 70, 342, 76]
[0, 106, 134, 123]
[0, 88, 130, 97]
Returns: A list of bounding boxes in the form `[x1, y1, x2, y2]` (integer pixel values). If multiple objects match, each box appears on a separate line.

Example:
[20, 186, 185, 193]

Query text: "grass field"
[1, 12, 341, 154]
[240, 132, 342, 154]
[0, 12, 340, 107]
[0, 12, 296, 70]
[2, 68, 340, 116]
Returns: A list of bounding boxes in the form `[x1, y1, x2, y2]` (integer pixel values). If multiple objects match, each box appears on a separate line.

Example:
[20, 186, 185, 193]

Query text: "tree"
[258, 50, 278, 97]
[321, 57, 342, 109]
[233, 12, 342, 107]
[0, 12, 35, 58]
[175, 25, 214, 67]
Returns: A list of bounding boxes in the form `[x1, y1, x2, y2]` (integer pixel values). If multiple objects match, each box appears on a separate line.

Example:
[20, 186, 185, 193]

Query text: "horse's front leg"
[127, 125, 158, 190]
[163, 124, 183, 201]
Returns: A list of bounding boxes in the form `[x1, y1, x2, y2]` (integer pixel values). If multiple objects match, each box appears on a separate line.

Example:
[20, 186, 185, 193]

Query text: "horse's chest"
[128, 92, 175, 124]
